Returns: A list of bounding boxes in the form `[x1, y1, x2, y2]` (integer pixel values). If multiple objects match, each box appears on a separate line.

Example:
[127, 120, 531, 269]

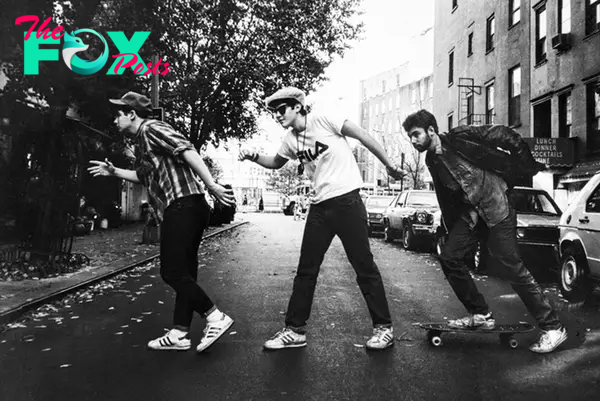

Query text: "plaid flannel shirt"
[134, 119, 204, 223]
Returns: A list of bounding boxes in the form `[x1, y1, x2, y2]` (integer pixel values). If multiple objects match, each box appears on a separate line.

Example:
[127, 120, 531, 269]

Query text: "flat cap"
[265, 87, 306, 109]
[109, 92, 152, 113]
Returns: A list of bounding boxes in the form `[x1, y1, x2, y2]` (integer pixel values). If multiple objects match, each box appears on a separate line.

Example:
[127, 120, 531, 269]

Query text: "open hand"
[386, 164, 407, 180]
[88, 159, 116, 177]
[208, 183, 236, 207]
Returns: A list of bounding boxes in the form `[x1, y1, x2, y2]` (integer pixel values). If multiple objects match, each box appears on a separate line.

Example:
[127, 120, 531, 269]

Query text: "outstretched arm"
[341, 120, 405, 179]
[238, 150, 288, 170]
[88, 159, 141, 183]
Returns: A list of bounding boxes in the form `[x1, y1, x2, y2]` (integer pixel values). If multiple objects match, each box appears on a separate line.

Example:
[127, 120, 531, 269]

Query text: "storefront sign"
[524, 137, 575, 167]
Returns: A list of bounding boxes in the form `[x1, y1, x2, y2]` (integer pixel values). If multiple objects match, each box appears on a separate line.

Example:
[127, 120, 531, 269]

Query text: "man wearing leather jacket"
[402, 109, 567, 354]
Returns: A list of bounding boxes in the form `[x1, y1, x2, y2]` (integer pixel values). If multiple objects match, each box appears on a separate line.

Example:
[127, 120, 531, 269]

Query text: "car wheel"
[384, 225, 394, 243]
[559, 246, 591, 302]
[402, 226, 415, 250]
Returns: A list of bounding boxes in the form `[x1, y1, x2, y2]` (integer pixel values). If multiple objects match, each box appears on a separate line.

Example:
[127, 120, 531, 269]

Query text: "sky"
[255, 0, 436, 152]
[309, 0, 435, 118]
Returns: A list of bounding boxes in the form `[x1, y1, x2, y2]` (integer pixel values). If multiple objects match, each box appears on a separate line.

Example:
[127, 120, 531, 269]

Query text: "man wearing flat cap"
[240, 86, 405, 351]
[89, 92, 236, 353]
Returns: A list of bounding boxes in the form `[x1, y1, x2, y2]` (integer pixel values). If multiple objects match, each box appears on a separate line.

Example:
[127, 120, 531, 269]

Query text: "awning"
[558, 158, 600, 184]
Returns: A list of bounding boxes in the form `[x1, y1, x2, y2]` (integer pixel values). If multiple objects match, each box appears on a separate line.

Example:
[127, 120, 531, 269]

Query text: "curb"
[0, 221, 249, 325]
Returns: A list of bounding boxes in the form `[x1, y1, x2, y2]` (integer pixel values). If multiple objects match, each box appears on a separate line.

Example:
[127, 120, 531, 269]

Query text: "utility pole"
[150, 54, 159, 108]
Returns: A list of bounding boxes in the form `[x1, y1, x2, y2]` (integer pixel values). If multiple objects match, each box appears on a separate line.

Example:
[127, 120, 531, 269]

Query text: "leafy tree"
[0, 0, 363, 259]
[151, 0, 364, 147]
[265, 162, 303, 196]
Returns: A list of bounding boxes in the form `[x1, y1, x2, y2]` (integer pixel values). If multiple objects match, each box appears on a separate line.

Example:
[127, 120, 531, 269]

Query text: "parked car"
[558, 172, 600, 301]
[382, 190, 440, 250]
[434, 187, 562, 278]
[365, 195, 395, 235]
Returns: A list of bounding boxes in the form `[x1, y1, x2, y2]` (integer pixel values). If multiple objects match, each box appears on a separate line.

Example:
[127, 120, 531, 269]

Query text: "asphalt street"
[1, 213, 600, 401]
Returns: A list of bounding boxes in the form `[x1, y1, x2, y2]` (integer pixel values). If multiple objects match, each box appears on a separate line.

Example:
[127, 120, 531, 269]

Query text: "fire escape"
[457, 78, 487, 126]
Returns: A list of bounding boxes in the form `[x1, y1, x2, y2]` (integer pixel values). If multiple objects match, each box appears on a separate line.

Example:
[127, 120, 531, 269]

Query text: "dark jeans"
[160, 194, 214, 328]
[439, 208, 561, 331]
[285, 190, 392, 331]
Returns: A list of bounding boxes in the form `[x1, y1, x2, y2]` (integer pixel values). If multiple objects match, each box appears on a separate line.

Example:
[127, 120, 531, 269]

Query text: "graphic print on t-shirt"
[297, 141, 329, 163]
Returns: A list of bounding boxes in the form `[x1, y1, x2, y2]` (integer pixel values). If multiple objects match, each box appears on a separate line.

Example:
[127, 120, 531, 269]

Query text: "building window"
[486, 15, 495, 52]
[448, 50, 454, 85]
[420, 82, 426, 102]
[535, 5, 547, 64]
[448, 112, 454, 130]
[586, 0, 600, 35]
[510, 0, 521, 26]
[429, 81, 434, 98]
[509, 65, 521, 126]
[559, 0, 572, 33]
[466, 93, 474, 124]
[382, 80, 386, 94]
[485, 82, 495, 124]
[467, 32, 473, 56]
[396, 74, 401, 87]
[588, 83, 600, 151]
[559, 92, 572, 138]
[452, 0, 458, 10]
[411, 87, 417, 104]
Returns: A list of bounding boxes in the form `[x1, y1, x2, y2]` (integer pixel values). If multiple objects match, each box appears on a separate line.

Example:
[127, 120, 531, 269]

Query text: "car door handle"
[579, 216, 590, 224]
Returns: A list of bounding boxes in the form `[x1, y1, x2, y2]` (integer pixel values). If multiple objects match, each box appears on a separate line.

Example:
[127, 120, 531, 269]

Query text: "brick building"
[358, 65, 434, 191]
[433, 0, 600, 208]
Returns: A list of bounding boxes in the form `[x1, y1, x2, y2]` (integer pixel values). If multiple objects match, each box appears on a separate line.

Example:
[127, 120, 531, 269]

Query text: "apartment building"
[433, 0, 600, 207]
[358, 64, 434, 190]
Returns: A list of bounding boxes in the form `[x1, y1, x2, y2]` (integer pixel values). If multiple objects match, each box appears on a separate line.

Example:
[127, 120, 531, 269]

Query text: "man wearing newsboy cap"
[240, 86, 405, 351]
[89, 92, 236, 353]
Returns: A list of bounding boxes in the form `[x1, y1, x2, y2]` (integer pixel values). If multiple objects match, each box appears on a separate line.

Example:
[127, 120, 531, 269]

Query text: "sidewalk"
[0, 219, 248, 325]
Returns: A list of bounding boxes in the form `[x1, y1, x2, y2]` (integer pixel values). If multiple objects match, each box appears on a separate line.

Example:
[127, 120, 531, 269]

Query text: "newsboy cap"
[265, 87, 306, 109]
[109, 92, 152, 113]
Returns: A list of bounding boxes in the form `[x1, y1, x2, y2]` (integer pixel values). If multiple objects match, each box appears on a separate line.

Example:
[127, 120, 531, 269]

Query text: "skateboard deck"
[418, 322, 535, 349]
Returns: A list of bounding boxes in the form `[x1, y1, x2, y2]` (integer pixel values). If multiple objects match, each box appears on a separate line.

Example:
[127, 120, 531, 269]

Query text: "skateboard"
[418, 322, 535, 349]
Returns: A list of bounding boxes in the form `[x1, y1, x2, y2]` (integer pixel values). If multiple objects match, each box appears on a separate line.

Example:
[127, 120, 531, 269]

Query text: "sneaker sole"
[529, 333, 568, 354]
[196, 319, 235, 353]
[366, 341, 395, 351]
[263, 342, 307, 350]
[147, 345, 191, 351]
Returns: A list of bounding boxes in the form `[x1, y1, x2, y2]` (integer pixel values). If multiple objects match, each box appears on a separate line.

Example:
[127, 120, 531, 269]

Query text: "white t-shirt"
[277, 112, 363, 204]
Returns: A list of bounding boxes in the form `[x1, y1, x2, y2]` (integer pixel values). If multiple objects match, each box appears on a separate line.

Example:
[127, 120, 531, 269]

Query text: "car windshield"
[366, 196, 394, 207]
[511, 191, 561, 215]
[406, 192, 438, 207]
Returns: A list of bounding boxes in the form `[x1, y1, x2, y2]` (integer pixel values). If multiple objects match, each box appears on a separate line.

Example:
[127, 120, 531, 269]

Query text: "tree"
[0, 0, 363, 260]
[151, 0, 364, 148]
[265, 162, 303, 196]
[202, 154, 223, 183]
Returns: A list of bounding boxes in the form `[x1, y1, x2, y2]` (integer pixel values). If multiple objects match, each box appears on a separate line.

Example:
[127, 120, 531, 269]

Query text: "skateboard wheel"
[508, 339, 518, 349]
[431, 336, 442, 347]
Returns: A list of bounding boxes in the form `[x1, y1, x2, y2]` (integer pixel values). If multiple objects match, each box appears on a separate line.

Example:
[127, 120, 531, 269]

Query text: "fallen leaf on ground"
[60, 364, 71, 368]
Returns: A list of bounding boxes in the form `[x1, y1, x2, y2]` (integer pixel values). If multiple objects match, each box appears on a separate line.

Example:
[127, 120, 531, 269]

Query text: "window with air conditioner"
[553, 0, 572, 51]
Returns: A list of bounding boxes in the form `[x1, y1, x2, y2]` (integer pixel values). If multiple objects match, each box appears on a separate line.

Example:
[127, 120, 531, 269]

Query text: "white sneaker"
[529, 326, 567, 353]
[196, 313, 235, 353]
[366, 327, 394, 350]
[147, 329, 191, 351]
[263, 328, 307, 350]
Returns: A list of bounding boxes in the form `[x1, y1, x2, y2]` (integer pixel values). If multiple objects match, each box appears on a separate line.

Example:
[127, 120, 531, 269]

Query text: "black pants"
[160, 194, 214, 328]
[439, 208, 561, 330]
[285, 190, 392, 331]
